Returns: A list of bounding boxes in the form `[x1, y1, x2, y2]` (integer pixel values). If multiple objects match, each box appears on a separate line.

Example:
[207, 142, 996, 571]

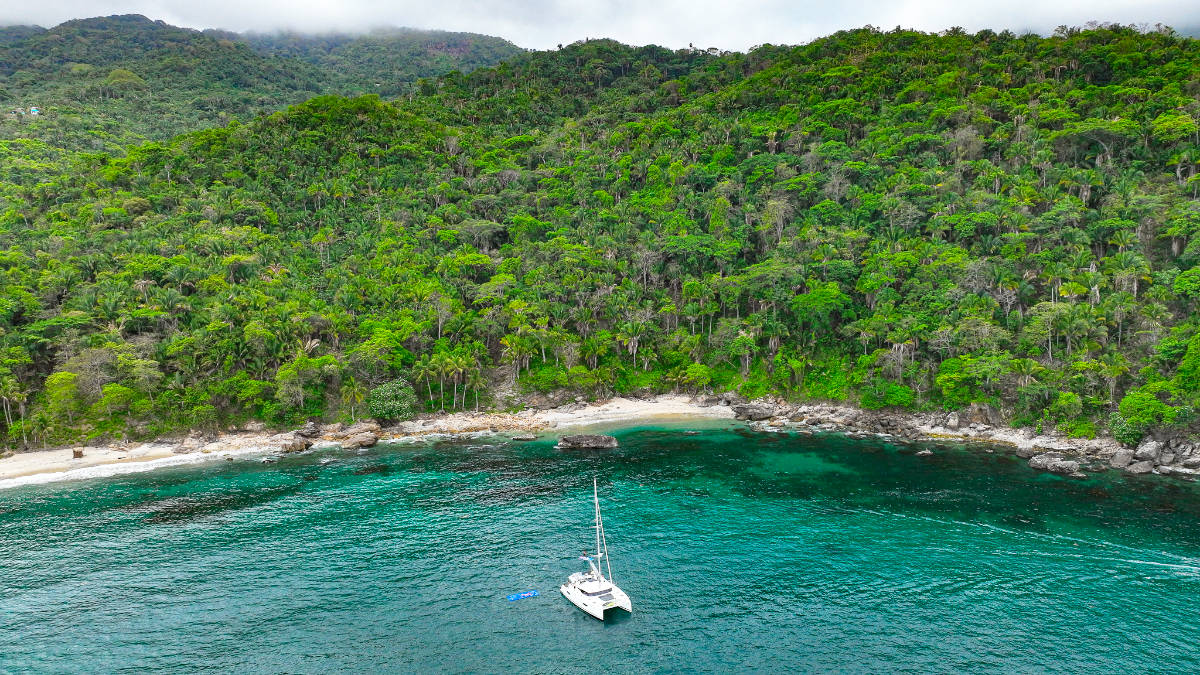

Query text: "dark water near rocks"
[3, 422, 1200, 673]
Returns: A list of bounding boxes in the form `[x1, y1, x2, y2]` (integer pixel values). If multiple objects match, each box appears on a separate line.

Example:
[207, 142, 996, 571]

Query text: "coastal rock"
[1028, 453, 1080, 475]
[1125, 460, 1155, 475]
[1134, 439, 1162, 461]
[342, 421, 382, 437]
[1184, 457, 1200, 469]
[72, 448, 84, 459]
[945, 412, 960, 430]
[961, 403, 1004, 427]
[1109, 449, 1134, 468]
[322, 422, 345, 435]
[512, 434, 537, 441]
[241, 420, 266, 433]
[1160, 452, 1176, 466]
[172, 433, 206, 454]
[1015, 447, 1038, 459]
[556, 434, 619, 450]
[297, 421, 322, 438]
[718, 392, 747, 407]
[732, 403, 776, 421]
[340, 432, 379, 450]
[1032, 439, 1075, 453]
[524, 390, 576, 410]
[271, 432, 312, 453]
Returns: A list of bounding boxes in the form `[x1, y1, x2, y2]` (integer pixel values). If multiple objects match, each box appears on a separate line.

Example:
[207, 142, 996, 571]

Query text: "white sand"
[0, 396, 735, 488]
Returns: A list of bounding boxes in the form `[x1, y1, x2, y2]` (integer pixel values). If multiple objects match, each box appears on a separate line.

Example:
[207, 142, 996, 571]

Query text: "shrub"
[860, 379, 915, 409]
[367, 379, 418, 422]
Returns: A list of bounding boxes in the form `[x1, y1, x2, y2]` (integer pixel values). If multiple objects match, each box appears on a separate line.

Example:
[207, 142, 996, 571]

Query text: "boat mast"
[593, 477, 602, 579]
[594, 477, 613, 583]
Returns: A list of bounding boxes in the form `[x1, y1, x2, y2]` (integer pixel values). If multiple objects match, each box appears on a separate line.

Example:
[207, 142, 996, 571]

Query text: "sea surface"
[3, 422, 1200, 673]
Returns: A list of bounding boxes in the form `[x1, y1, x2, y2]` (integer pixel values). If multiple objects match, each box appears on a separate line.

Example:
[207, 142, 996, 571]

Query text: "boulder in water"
[1109, 449, 1134, 468]
[1134, 438, 1162, 461]
[1125, 460, 1155, 475]
[732, 403, 776, 421]
[511, 434, 537, 441]
[1028, 452, 1080, 475]
[557, 434, 618, 450]
[271, 432, 312, 453]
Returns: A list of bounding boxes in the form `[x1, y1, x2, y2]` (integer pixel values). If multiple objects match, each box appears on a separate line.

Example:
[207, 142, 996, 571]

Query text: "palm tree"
[466, 368, 485, 411]
[1010, 358, 1040, 388]
[1098, 353, 1129, 409]
[451, 353, 472, 410]
[411, 355, 435, 408]
[340, 377, 366, 421]
[431, 352, 452, 412]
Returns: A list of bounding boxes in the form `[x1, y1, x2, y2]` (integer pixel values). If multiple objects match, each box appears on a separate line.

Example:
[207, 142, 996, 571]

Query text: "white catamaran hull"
[560, 582, 632, 620]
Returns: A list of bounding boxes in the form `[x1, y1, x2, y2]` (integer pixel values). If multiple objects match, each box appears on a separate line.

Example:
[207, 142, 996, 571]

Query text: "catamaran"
[560, 478, 632, 620]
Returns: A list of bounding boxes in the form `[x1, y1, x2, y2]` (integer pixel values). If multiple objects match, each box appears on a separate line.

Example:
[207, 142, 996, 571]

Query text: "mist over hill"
[0, 14, 523, 152]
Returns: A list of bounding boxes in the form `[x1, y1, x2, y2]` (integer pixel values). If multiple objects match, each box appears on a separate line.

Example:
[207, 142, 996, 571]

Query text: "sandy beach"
[0, 392, 1166, 490]
[0, 395, 736, 489]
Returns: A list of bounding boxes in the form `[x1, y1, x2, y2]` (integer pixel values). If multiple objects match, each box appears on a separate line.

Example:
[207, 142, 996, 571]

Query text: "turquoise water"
[3, 423, 1200, 673]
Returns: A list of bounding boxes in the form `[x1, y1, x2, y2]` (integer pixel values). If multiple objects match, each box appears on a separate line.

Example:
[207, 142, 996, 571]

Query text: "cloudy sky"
[4, 1, 1197, 49]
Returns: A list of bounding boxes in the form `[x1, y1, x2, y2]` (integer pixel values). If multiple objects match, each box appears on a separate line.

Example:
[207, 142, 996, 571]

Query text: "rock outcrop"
[330, 420, 381, 449]
[732, 403, 777, 421]
[296, 420, 322, 438]
[270, 432, 312, 453]
[172, 432, 207, 454]
[1109, 449, 1134, 468]
[1134, 438, 1162, 462]
[1028, 452, 1081, 475]
[340, 432, 379, 450]
[556, 434, 619, 449]
[1125, 460, 1155, 475]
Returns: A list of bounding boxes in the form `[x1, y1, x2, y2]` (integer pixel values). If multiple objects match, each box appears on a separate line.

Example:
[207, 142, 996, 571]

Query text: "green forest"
[1, 21, 1199, 450]
[0, 15, 523, 153]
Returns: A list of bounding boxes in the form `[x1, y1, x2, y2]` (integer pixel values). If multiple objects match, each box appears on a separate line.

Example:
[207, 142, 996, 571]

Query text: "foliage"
[1, 23, 1200, 447]
[366, 379, 419, 422]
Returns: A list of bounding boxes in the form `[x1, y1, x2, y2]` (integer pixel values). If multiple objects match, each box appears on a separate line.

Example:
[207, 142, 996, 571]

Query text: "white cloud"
[3, 1, 1196, 49]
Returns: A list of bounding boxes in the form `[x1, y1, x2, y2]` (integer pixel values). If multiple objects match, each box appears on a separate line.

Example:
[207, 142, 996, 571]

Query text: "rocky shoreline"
[719, 397, 1198, 481]
[1, 393, 1196, 486]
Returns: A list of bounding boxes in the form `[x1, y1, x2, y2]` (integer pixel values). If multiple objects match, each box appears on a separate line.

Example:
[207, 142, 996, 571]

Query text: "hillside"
[0, 15, 522, 154]
[239, 28, 524, 98]
[1, 25, 1199, 451]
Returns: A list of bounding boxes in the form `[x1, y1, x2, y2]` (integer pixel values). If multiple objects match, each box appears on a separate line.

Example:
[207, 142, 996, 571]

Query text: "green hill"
[0, 15, 522, 154]
[1, 25, 1198, 450]
[238, 28, 524, 98]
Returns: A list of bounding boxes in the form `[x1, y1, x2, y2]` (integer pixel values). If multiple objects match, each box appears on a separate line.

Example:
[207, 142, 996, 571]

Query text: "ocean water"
[3, 422, 1200, 673]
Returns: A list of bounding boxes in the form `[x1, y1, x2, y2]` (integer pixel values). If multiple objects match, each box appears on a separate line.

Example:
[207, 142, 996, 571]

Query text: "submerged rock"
[915, 449, 933, 457]
[511, 434, 537, 441]
[557, 434, 619, 449]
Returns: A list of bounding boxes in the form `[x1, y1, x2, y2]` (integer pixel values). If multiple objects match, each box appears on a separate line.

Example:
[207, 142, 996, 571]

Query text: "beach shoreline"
[0, 393, 1187, 490]
[0, 395, 736, 489]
